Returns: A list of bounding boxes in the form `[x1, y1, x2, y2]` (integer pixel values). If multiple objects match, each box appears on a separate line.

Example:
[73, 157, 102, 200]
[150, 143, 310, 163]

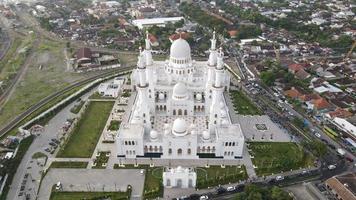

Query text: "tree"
[271, 186, 292, 200]
[310, 140, 327, 157]
[260, 71, 276, 86]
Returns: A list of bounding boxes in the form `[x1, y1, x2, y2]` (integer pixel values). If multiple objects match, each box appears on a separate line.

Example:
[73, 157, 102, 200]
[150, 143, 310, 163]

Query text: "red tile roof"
[312, 98, 331, 110]
[284, 88, 302, 99]
[328, 108, 353, 119]
[288, 63, 304, 73]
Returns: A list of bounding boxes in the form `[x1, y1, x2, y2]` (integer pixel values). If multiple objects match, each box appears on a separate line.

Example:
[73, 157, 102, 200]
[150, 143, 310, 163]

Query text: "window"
[168, 148, 172, 155]
[187, 148, 191, 155]
[125, 141, 128, 145]
[177, 148, 183, 155]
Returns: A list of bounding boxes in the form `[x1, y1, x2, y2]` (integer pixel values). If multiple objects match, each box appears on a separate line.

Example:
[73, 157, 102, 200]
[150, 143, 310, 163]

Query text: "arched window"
[173, 110, 176, 115]
[168, 148, 172, 155]
[125, 141, 128, 145]
[187, 148, 191, 155]
[232, 142, 235, 146]
[184, 110, 187, 115]
[128, 141, 131, 145]
[178, 109, 182, 115]
[177, 148, 183, 155]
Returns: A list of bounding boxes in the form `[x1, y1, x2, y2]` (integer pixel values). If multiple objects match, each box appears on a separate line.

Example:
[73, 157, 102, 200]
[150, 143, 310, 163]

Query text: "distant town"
[0, 1, 355, 200]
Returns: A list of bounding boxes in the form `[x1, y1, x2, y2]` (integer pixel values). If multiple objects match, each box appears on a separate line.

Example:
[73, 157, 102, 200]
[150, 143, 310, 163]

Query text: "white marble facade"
[116, 32, 244, 160]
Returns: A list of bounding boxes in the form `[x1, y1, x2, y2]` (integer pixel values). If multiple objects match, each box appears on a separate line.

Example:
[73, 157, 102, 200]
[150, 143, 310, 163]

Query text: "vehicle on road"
[235, 184, 245, 192]
[216, 186, 226, 194]
[328, 165, 336, 170]
[314, 133, 321, 138]
[226, 186, 236, 192]
[140, 169, 144, 175]
[199, 195, 209, 200]
[345, 156, 354, 162]
[337, 148, 346, 156]
[276, 175, 284, 181]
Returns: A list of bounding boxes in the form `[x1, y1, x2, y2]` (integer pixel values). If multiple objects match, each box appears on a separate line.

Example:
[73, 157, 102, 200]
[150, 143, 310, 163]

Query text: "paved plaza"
[37, 169, 144, 200]
[237, 115, 292, 142]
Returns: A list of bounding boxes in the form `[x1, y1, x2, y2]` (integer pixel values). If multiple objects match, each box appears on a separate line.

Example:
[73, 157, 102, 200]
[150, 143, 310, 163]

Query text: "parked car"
[314, 133, 321, 138]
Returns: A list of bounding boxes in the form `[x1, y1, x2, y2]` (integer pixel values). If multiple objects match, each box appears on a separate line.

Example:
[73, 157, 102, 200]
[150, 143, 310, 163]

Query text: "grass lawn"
[50, 191, 130, 200]
[57, 101, 114, 158]
[230, 90, 262, 115]
[196, 165, 247, 189]
[248, 142, 314, 176]
[50, 161, 88, 168]
[0, 38, 85, 132]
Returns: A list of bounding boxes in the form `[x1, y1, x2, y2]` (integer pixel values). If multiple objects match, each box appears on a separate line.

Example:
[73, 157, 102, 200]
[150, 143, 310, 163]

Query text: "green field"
[196, 165, 247, 189]
[230, 90, 262, 115]
[248, 142, 314, 176]
[50, 161, 88, 168]
[57, 101, 114, 158]
[50, 191, 129, 200]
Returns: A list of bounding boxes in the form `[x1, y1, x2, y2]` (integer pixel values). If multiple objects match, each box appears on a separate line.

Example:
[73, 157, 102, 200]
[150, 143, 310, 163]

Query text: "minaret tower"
[207, 31, 217, 86]
[144, 31, 153, 66]
[134, 47, 152, 131]
[209, 48, 225, 130]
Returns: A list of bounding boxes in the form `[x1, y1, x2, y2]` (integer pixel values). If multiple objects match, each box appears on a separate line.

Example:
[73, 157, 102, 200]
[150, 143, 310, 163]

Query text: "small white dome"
[196, 93, 202, 101]
[219, 101, 225, 108]
[158, 93, 165, 100]
[172, 118, 187, 136]
[150, 130, 158, 139]
[202, 131, 210, 140]
[173, 82, 188, 100]
[170, 38, 191, 59]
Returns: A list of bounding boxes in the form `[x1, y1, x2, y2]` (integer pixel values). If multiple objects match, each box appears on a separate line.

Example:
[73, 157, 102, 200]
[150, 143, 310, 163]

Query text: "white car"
[200, 195, 209, 200]
[315, 133, 321, 138]
[55, 182, 62, 190]
[328, 165, 336, 170]
[140, 169, 145, 175]
[227, 186, 236, 191]
[276, 176, 284, 181]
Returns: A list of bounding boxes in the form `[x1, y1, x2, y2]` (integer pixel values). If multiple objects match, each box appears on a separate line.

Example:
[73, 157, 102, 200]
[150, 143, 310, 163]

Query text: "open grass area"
[196, 165, 247, 189]
[50, 161, 88, 169]
[248, 142, 314, 176]
[50, 191, 130, 200]
[114, 164, 163, 199]
[0, 38, 85, 131]
[57, 101, 114, 158]
[230, 90, 262, 115]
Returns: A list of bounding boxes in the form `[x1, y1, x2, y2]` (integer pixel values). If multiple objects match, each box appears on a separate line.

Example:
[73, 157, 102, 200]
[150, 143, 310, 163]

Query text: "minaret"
[207, 31, 217, 85]
[144, 31, 153, 66]
[135, 47, 151, 130]
[209, 48, 225, 130]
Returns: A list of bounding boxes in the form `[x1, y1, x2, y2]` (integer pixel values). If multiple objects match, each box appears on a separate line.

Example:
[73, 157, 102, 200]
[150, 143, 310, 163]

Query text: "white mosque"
[116, 32, 244, 160]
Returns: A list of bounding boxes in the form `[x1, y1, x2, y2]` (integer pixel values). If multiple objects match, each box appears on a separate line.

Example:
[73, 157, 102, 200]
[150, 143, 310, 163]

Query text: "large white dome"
[173, 82, 188, 100]
[170, 38, 191, 59]
[172, 118, 187, 136]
